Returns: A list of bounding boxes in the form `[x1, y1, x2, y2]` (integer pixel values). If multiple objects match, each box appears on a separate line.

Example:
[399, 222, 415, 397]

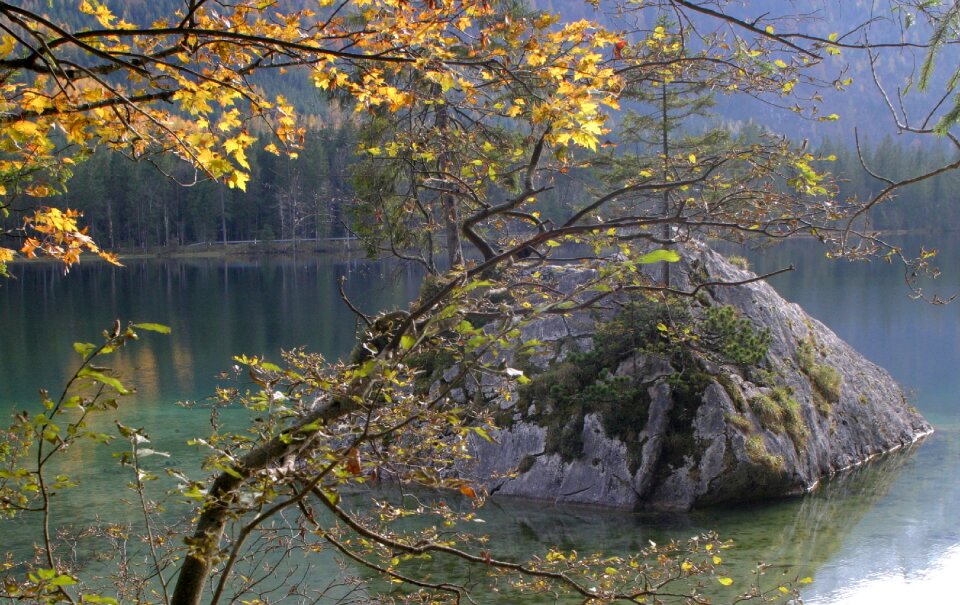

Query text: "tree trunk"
[106, 196, 115, 249]
[433, 89, 463, 269]
[170, 392, 365, 605]
[163, 199, 170, 247]
[220, 188, 227, 245]
[660, 84, 671, 287]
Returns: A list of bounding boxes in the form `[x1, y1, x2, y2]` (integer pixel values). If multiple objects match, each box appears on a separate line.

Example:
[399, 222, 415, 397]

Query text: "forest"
[51, 126, 960, 250]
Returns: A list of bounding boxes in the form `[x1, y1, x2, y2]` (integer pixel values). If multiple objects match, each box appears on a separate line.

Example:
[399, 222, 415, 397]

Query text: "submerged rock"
[458, 242, 932, 511]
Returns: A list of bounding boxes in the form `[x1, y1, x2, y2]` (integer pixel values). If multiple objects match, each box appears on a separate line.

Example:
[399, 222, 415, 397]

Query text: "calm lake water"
[1, 238, 958, 603]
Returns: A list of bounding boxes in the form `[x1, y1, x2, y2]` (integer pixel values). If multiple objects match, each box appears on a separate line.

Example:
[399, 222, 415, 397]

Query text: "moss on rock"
[797, 336, 843, 415]
[749, 386, 808, 450]
[745, 435, 786, 477]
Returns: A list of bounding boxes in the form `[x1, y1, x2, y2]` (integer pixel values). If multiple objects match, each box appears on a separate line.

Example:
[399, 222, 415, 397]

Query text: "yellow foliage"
[0, 0, 832, 272]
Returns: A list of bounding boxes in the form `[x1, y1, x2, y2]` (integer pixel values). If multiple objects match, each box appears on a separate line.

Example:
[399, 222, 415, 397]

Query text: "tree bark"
[433, 89, 464, 269]
[660, 83, 672, 287]
[170, 393, 362, 605]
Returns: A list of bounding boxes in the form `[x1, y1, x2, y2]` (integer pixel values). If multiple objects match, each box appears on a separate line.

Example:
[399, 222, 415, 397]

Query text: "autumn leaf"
[345, 448, 362, 475]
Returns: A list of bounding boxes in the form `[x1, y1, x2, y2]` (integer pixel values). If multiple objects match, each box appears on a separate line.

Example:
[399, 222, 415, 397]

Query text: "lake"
[1, 238, 958, 603]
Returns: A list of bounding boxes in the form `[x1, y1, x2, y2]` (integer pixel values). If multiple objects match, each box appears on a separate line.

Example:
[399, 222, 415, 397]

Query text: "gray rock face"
[460, 242, 932, 511]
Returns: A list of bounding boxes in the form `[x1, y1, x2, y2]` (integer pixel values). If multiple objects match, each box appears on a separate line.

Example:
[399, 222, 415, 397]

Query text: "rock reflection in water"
[354, 443, 921, 604]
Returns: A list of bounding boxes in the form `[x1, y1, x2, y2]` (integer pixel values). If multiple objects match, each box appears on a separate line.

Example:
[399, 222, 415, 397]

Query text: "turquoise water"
[0, 240, 957, 602]
[742, 237, 960, 603]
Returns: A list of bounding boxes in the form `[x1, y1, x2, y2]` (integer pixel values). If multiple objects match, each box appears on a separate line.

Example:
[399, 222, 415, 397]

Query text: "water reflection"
[0, 255, 423, 407]
[1, 243, 957, 602]
[811, 543, 960, 604]
[0, 254, 424, 565]
[351, 443, 921, 604]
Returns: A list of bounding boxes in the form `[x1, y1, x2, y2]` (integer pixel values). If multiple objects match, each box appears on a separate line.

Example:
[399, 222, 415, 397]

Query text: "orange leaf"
[20, 238, 40, 258]
[345, 448, 361, 475]
[614, 40, 627, 59]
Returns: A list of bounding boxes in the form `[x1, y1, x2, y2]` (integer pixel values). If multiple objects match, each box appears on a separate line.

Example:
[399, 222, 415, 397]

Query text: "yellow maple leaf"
[23, 92, 53, 115]
[0, 34, 16, 57]
[227, 170, 250, 192]
[217, 109, 242, 132]
[11, 120, 41, 139]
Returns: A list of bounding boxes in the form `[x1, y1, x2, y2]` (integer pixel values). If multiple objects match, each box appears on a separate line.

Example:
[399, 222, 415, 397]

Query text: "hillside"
[12, 0, 945, 141]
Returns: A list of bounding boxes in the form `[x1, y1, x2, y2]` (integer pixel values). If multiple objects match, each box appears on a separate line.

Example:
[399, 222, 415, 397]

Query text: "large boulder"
[456, 241, 932, 511]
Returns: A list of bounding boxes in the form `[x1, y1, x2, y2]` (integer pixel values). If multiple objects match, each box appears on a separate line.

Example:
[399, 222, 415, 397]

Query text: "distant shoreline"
[8, 238, 365, 264]
[8, 229, 946, 266]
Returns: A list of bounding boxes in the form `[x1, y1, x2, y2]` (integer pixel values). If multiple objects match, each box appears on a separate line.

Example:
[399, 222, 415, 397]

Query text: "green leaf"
[83, 595, 120, 605]
[636, 249, 680, 264]
[62, 395, 83, 409]
[466, 335, 487, 349]
[73, 342, 96, 358]
[181, 485, 206, 501]
[217, 464, 243, 479]
[132, 322, 171, 334]
[43, 427, 60, 443]
[400, 335, 416, 350]
[463, 279, 495, 292]
[77, 368, 130, 395]
[298, 420, 324, 433]
[321, 488, 340, 506]
[471, 426, 495, 442]
[49, 574, 77, 587]
[353, 359, 377, 378]
[259, 362, 282, 372]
